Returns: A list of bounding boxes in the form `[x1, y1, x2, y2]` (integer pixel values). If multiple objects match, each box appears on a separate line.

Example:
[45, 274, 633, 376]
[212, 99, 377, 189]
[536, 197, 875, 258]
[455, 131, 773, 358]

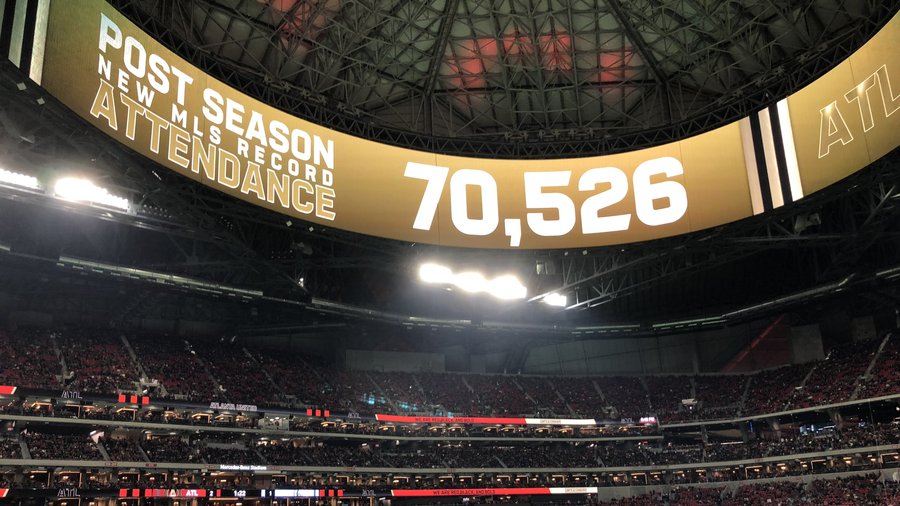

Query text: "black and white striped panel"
[0, 0, 50, 84]
[739, 99, 805, 215]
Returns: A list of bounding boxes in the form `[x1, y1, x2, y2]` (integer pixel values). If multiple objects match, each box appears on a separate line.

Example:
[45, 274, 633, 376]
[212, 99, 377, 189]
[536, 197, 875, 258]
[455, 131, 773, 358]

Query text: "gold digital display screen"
[38, 2, 900, 248]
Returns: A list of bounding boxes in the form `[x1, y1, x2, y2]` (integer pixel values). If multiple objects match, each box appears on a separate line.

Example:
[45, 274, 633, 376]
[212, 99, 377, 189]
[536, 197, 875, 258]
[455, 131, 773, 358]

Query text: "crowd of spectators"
[662, 422, 900, 464]
[644, 376, 693, 419]
[467, 374, 535, 416]
[451, 443, 601, 468]
[58, 330, 141, 394]
[258, 443, 385, 467]
[316, 370, 388, 412]
[554, 377, 601, 416]
[33, 421, 884, 468]
[22, 432, 102, 460]
[603, 487, 723, 506]
[742, 363, 813, 416]
[140, 436, 198, 463]
[515, 376, 569, 414]
[594, 377, 651, 420]
[790, 340, 880, 409]
[678, 375, 747, 422]
[803, 474, 900, 505]
[721, 481, 798, 505]
[694, 375, 746, 408]
[367, 371, 427, 411]
[859, 334, 900, 399]
[262, 442, 612, 469]
[0, 437, 19, 458]
[590, 476, 900, 506]
[200, 446, 264, 465]
[0, 330, 60, 390]
[708, 475, 900, 506]
[648, 443, 704, 466]
[101, 437, 145, 462]
[193, 339, 278, 406]
[700, 440, 761, 462]
[129, 336, 219, 400]
[289, 419, 656, 438]
[246, 349, 330, 405]
[281, 422, 900, 468]
[761, 422, 900, 457]
[0, 328, 898, 425]
[416, 373, 475, 414]
[588, 475, 900, 506]
[82, 406, 137, 422]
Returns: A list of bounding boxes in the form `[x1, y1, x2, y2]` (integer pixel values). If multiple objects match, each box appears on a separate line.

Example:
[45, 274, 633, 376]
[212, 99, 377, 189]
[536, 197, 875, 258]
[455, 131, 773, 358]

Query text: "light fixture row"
[0, 168, 130, 212]
[419, 263, 527, 300]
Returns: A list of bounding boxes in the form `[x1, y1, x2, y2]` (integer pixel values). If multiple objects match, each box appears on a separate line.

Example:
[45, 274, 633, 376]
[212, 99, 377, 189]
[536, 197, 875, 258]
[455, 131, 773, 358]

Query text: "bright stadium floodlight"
[54, 177, 129, 211]
[419, 263, 453, 284]
[489, 275, 527, 300]
[0, 168, 40, 190]
[543, 293, 568, 307]
[454, 271, 487, 293]
[418, 262, 527, 300]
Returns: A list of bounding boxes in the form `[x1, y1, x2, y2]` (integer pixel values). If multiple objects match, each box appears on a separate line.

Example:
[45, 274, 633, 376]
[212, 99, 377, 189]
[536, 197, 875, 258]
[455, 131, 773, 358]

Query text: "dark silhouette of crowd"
[22, 432, 102, 460]
[0, 327, 898, 429]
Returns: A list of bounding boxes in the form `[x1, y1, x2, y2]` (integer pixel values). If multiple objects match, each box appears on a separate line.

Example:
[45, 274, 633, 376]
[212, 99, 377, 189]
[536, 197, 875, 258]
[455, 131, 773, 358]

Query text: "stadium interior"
[0, 0, 899, 505]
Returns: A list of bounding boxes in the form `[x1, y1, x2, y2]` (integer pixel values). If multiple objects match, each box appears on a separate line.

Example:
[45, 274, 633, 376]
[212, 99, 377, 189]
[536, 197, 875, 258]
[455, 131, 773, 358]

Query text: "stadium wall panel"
[346, 349, 446, 373]
[790, 325, 825, 364]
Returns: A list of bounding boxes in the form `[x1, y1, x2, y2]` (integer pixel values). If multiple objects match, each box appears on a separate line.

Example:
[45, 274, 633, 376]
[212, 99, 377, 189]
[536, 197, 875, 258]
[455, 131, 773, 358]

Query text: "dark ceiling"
[110, 0, 897, 157]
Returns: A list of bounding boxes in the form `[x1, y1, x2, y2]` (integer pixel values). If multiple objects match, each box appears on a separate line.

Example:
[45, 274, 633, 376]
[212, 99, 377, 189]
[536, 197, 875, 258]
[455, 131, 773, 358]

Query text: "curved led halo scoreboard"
[21, 1, 900, 248]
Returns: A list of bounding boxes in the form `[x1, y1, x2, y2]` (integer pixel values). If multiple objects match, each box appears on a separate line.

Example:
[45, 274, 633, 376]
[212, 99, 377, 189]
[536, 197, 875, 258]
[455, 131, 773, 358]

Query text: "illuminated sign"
[375, 414, 597, 425]
[219, 464, 267, 471]
[117, 394, 150, 405]
[274, 490, 319, 498]
[210, 402, 258, 412]
[118, 489, 208, 498]
[390, 487, 599, 497]
[274, 489, 343, 498]
[36, 3, 900, 249]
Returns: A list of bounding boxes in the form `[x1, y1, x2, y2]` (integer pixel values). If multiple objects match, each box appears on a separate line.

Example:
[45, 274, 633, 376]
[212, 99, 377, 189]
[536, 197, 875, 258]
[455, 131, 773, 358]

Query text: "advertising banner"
[375, 413, 598, 425]
[390, 486, 599, 497]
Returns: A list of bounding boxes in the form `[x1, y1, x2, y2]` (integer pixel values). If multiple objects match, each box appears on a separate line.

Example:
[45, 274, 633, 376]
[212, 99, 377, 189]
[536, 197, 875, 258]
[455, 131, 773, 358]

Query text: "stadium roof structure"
[0, 1, 899, 338]
[112, 0, 894, 158]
